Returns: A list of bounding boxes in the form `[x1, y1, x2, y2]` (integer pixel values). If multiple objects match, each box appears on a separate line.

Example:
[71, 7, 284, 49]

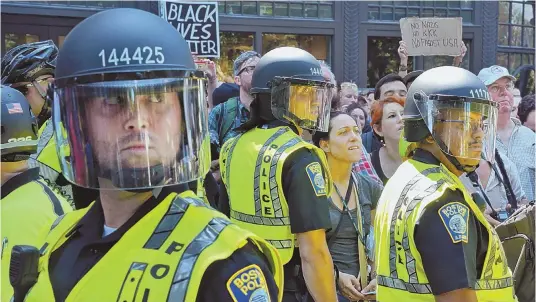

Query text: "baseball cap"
[477, 65, 516, 86]
[233, 51, 260, 76]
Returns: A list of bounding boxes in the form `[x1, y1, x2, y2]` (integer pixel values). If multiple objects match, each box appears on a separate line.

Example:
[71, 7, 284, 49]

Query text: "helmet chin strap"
[36, 100, 51, 128]
[432, 134, 498, 217]
[431, 133, 477, 173]
[100, 164, 167, 193]
[34, 81, 52, 128]
[282, 110, 318, 134]
[93, 146, 188, 193]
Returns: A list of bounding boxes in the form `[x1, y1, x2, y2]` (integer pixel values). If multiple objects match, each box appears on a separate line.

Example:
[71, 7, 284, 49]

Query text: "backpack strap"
[494, 149, 518, 210]
[218, 97, 240, 146]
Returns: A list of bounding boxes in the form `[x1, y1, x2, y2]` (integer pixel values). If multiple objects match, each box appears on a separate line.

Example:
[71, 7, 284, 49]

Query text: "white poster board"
[400, 17, 463, 56]
[159, 1, 220, 58]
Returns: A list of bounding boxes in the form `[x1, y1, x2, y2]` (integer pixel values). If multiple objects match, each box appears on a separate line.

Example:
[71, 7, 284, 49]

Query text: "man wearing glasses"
[1, 40, 57, 128]
[208, 51, 261, 184]
[209, 51, 260, 154]
[478, 65, 535, 201]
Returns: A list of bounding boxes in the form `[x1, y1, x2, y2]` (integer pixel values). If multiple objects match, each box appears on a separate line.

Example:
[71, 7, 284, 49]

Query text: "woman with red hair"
[370, 96, 405, 185]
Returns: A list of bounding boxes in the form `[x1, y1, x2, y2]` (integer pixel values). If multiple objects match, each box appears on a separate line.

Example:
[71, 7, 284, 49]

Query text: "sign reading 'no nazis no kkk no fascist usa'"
[400, 17, 463, 56]
[159, 1, 220, 58]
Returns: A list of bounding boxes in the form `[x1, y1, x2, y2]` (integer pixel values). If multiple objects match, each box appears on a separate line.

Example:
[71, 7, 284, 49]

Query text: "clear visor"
[270, 79, 332, 132]
[53, 78, 210, 190]
[414, 93, 498, 165]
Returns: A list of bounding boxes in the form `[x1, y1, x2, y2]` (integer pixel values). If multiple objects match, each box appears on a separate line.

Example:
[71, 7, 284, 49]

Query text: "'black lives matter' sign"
[400, 17, 462, 56]
[159, 1, 220, 57]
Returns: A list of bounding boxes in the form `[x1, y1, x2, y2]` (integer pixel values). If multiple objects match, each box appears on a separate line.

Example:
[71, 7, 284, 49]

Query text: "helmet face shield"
[413, 92, 498, 165]
[54, 77, 210, 190]
[270, 78, 333, 132]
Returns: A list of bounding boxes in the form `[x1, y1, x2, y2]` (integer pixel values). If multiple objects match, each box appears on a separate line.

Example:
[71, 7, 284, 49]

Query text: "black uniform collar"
[412, 148, 441, 166]
[1, 167, 40, 199]
[72, 183, 189, 243]
[260, 120, 300, 135]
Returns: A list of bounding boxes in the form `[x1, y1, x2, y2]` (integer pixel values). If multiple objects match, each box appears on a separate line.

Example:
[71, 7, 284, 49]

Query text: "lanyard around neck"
[333, 176, 367, 249]
[333, 174, 369, 285]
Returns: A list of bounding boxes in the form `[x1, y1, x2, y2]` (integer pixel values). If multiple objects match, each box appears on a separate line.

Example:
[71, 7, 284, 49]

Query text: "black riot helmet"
[404, 66, 498, 171]
[248, 47, 333, 132]
[1, 86, 38, 161]
[53, 8, 209, 190]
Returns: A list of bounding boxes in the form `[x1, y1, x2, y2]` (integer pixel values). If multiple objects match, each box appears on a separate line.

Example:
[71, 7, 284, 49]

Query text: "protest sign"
[400, 17, 463, 56]
[159, 1, 220, 57]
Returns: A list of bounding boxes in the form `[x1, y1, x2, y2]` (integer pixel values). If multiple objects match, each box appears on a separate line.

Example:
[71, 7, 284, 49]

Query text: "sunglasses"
[11, 76, 53, 95]
[237, 65, 255, 76]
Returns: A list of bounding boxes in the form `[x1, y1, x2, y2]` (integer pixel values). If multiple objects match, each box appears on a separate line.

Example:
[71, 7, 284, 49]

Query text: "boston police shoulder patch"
[305, 162, 326, 196]
[438, 202, 470, 244]
[226, 264, 271, 302]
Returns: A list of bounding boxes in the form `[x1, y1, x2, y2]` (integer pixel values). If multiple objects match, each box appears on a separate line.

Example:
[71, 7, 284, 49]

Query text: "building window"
[4, 33, 39, 52]
[498, 1, 535, 48]
[275, 2, 289, 17]
[497, 52, 534, 71]
[367, 36, 415, 87]
[423, 39, 471, 70]
[498, 0, 535, 77]
[368, 1, 474, 23]
[497, 52, 534, 97]
[219, 1, 333, 19]
[216, 32, 255, 82]
[262, 34, 331, 63]
[3, 1, 131, 8]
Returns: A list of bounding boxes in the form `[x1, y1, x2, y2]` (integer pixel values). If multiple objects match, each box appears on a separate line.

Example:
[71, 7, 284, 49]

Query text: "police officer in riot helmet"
[1, 86, 39, 163]
[374, 66, 516, 302]
[1, 40, 84, 208]
[218, 47, 339, 302]
[1, 40, 57, 128]
[1, 86, 72, 302]
[14, 8, 282, 302]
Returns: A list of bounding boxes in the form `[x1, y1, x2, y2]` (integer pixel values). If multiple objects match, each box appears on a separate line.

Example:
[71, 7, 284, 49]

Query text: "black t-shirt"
[47, 185, 278, 302]
[371, 149, 389, 185]
[412, 149, 489, 296]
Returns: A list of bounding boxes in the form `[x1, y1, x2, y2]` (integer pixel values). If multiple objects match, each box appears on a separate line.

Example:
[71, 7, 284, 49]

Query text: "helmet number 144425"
[98, 47, 165, 67]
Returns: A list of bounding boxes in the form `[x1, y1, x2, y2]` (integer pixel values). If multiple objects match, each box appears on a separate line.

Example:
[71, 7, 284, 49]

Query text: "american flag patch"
[6, 103, 23, 115]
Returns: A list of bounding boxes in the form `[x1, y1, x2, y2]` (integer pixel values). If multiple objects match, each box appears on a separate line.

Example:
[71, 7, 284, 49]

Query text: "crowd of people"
[1, 7, 535, 302]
